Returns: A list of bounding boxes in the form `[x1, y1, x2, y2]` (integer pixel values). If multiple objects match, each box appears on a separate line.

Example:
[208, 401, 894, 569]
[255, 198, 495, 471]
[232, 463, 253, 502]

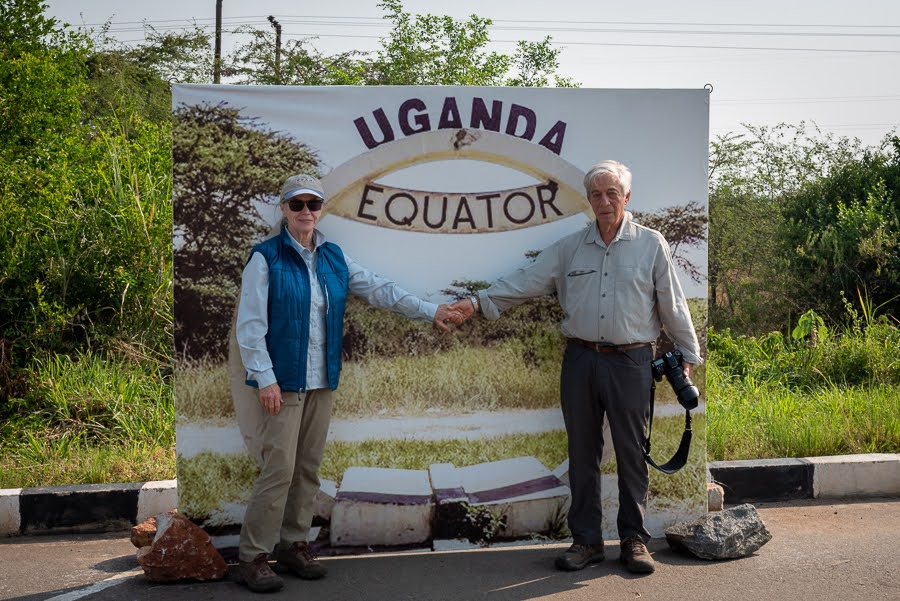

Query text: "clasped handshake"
[431, 297, 479, 333]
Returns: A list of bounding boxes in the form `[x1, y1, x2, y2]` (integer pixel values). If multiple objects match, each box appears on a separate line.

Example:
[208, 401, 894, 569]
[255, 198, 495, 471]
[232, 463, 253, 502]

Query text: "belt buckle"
[591, 340, 614, 352]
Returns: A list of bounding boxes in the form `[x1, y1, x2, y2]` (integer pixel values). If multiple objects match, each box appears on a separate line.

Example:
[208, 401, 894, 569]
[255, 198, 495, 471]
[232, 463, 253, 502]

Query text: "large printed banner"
[172, 84, 709, 553]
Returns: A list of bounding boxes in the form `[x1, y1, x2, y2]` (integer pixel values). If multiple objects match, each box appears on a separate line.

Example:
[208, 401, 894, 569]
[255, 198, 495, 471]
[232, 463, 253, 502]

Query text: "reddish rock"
[137, 512, 227, 582]
[131, 513, 162, 549]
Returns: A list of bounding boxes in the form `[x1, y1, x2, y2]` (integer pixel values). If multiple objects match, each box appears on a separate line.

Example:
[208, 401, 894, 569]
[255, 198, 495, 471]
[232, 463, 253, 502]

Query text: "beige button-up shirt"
[477, 212, 702, 365]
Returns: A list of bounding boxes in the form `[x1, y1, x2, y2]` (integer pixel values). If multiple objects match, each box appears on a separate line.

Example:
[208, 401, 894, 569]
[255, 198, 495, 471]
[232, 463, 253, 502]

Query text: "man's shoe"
[619, 537, 655, 573]
[555, 543, 605, 571]
[274, 541, 328, 580]
[238, 554, 284, 593]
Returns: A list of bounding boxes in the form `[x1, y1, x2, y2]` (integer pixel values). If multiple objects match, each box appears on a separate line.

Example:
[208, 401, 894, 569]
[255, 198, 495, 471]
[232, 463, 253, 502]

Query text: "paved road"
[1, 498, 897, 601]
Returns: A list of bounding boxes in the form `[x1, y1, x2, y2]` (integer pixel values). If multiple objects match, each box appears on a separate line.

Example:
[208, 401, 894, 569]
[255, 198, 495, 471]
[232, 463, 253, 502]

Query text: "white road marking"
[45, 568, 142, 601]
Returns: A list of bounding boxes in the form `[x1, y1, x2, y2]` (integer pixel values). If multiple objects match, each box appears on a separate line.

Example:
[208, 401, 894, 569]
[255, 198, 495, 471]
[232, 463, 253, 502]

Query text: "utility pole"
[268, 16, 282, 84]
[214, 0, 223, 83]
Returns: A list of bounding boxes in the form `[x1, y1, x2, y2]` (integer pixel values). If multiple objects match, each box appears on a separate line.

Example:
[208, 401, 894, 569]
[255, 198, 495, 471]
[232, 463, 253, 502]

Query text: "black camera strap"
[643, 380, 693, 474]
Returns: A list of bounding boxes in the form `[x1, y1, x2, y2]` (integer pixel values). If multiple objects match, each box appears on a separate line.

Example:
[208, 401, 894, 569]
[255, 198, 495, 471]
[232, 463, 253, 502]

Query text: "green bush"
[710, 312, 900, 391]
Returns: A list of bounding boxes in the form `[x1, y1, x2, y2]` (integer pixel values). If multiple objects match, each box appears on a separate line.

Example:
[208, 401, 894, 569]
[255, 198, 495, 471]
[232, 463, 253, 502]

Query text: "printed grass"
[175, 346, 707, 421]
[176, 342, 563, 421]
[176, 413, 705, 519]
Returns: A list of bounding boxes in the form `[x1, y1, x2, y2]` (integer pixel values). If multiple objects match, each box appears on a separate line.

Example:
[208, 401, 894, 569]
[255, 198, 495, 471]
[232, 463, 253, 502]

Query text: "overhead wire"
[63, 12, 900, 136]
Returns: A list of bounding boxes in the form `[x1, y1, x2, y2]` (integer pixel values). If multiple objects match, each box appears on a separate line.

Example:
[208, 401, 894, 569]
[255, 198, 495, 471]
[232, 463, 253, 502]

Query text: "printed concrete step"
[433, 457, 570, 541]
[330, 467, 434, 547]
[429, 462, 468, 541]
[314, 479, 337, 521]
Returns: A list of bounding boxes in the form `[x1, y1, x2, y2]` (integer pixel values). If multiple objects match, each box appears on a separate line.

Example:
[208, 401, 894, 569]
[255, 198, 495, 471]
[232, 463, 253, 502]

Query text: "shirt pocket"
[565, 267, 599, 309]
[617, 264, 653, 290]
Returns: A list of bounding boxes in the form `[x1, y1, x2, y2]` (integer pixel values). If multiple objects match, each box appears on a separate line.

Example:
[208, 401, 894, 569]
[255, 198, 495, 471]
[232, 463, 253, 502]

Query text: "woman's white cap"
[280, 174, 325, 202]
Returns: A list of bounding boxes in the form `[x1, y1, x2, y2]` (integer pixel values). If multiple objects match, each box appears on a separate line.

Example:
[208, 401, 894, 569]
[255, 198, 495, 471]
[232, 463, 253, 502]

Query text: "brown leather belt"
[568, 338, 653, 353]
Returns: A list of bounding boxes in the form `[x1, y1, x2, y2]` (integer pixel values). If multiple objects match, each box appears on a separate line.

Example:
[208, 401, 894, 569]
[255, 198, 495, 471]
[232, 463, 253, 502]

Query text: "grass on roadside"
[0, 350, 176, 488]
[0, 440, 175, 488]
[707, 314, 900, 460]
[6, 350, 175, 445]
[707, 365, 900, 460]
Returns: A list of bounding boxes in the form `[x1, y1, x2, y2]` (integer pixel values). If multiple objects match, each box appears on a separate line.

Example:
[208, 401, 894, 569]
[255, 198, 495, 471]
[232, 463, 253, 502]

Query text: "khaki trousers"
[238, 388, 334, 562]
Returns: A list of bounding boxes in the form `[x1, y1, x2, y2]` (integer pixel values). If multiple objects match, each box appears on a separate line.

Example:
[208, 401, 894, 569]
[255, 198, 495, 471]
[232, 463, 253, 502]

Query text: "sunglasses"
[286, 198, 324, 212]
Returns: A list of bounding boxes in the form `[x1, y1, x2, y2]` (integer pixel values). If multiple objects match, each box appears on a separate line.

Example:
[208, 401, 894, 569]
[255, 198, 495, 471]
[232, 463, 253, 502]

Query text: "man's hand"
[433, 303, 465, 333]
[448, 298, 477, 322]
[684, 363, 695, 380]
[258, 383, 283, 415]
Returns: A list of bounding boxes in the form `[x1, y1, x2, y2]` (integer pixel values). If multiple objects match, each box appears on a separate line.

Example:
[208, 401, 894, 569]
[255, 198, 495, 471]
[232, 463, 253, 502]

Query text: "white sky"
[46, 0, 900, 147]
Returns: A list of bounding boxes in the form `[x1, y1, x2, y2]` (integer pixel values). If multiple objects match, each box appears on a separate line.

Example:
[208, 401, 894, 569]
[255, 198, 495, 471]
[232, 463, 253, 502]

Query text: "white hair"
[583, 160, 632, 195]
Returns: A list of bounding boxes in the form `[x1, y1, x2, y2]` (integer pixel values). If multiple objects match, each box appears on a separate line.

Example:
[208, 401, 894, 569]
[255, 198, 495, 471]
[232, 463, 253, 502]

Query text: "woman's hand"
[432, 303, 465, 333]
[258, 383, 283, 415]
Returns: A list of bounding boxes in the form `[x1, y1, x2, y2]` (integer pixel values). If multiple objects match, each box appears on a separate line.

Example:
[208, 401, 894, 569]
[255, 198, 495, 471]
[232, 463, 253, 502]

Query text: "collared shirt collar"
[586, 210, 636, 246]
[282, 225, 325, 253]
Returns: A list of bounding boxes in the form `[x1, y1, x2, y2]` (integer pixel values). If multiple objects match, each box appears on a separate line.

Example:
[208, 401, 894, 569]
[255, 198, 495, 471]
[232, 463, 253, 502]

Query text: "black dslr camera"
[650, 350, 699, 410]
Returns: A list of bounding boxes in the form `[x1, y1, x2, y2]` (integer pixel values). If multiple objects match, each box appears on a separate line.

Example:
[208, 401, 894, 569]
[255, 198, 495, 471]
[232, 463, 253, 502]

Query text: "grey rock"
[665, 503, 772, 560]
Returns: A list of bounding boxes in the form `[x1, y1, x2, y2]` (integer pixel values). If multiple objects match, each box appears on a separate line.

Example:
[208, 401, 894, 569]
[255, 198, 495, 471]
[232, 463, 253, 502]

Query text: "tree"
[226, 0, 576, 87]
[707, 131, 789, 332]
[227, 26, 367, 85]
[0, 1, 88, 156]
[1, 0, 92, 359]
[0, 1, 173, 374]
[81, 22, 214, 128]
[779, 136, 900, 323]
[505, 37, 578, 88]
[707, 123, 897, 335]
[0, 0, 59, 55]
[172, 103, 320, 359]
[370, 0, 510, 85]
[131, 23, 214, 84]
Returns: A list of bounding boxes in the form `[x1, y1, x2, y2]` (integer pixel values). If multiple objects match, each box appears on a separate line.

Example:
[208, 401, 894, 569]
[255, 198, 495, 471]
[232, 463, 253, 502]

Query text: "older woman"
[235, 173, 461, 593]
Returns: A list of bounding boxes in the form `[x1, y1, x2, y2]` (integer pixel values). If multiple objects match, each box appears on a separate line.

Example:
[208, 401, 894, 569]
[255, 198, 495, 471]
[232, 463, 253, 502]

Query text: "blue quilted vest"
[245, 227, 349, 392]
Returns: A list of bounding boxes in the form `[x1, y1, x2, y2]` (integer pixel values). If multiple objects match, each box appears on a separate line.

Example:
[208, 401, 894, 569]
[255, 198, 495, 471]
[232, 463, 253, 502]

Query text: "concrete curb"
[2, 455, 897, 537]
[1, 480, 178, 537]
[708, 453, 900, 503]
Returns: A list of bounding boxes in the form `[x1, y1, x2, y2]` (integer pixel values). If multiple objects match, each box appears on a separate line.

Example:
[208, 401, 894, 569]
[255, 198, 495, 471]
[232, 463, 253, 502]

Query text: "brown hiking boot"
[555, 543, 605, 571]
[274, 541, 328, 580]
[619, 537, 655, 573]
[238, 554, 284, 593]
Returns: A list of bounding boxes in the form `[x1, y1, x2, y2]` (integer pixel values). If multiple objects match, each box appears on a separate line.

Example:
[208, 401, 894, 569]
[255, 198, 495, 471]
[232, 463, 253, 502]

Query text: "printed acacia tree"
[632, 202, 708, 284]
[172, 103, 319, 360]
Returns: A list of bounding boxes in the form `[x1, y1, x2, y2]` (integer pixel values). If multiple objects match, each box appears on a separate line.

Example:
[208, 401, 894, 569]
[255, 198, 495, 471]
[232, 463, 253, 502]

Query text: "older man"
[452, 160, 701, 574]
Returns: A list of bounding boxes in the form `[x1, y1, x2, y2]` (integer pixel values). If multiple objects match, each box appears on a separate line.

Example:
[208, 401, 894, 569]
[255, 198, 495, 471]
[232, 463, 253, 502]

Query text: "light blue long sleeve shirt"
[236, 228, 439, 390]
